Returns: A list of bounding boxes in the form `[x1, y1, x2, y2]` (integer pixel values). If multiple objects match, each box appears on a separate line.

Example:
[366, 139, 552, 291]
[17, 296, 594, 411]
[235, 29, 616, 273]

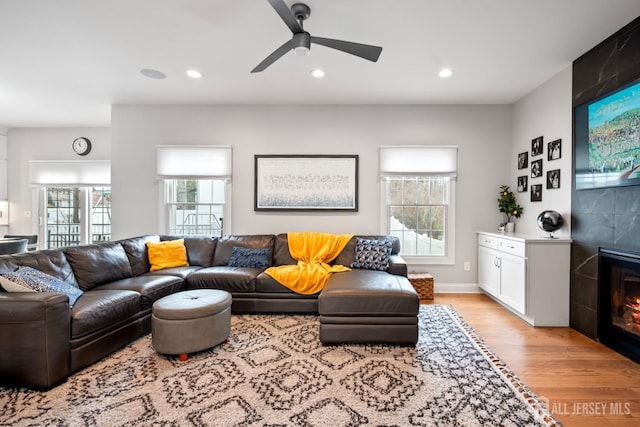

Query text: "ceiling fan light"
[294, 46, 310, 56]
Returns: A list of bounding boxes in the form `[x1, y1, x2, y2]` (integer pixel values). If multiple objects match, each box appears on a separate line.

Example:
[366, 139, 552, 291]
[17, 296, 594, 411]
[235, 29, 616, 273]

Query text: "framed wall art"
[548, 138, 562, 161]
[531, 159, 543, 178]
[531, 136, 543, 157]
[547, 169, 561, 189]
[517, 175, 528, 192]
[518, 152, 528, 169]
[254, 154, 359, 211]
[531, 184, 542, 202]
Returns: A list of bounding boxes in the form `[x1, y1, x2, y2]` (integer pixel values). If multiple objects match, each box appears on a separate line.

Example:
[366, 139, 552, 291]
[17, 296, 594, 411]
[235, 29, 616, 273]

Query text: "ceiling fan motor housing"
[293, 32, 311, 55]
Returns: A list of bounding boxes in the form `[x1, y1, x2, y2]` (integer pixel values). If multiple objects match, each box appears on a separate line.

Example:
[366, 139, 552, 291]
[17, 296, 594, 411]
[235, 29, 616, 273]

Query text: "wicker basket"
[408, 273, 434, 300]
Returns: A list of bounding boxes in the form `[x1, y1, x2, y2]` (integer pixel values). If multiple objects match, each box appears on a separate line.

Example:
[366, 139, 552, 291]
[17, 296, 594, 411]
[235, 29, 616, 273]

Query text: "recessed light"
[310, 69, 325, 78]
[438, 68, 453, 78]
[186, 69, 202, 79]
[140, 69, 166, 79]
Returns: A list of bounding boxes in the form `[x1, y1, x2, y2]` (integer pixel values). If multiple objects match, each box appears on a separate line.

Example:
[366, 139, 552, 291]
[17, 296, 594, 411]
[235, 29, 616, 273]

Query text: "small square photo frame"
[547, 169, 561, 189]
[548, 139, 561, 161]
[531, 159, 543, 178]
[517, 175, 528, 192]
[517, 152, 528, 169]
[531, 184, 542, 202]
[531, 136, 543, 157]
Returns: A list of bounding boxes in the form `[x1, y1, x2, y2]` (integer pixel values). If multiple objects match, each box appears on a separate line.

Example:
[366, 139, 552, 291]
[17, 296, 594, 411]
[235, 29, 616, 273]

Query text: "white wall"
[111, 104, 512, 285]
[6, 128, 111, 237]
[510, 66, 572, 238]
[5, 92, 573, 286]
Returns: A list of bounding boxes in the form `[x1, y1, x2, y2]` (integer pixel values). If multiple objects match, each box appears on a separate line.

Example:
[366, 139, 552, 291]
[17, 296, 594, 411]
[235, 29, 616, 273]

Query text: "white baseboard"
[434, 282, 482, 294]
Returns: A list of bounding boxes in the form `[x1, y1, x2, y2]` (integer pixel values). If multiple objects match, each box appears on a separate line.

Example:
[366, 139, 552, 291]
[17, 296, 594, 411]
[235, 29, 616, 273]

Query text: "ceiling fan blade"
[310, 36, 382, 62]
[251, 40, 292, 73]
[266, 0, 303, 33]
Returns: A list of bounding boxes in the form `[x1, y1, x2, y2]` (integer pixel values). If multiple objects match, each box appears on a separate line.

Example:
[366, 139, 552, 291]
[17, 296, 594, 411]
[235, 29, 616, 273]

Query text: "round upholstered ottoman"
[152, 289, 232, 361]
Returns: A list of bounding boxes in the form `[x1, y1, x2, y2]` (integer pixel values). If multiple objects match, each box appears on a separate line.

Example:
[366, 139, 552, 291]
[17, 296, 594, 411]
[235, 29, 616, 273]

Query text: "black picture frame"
[517, 152, 528, 169]
[547, 169, 561, 189]
[254, 154, 359, 211]
[531, 184, 542, 202]
[531, 159, 543, 178]
[531, 136, 543, 157]
[548, 139, 562, 161]
[517, 175, 528, 192]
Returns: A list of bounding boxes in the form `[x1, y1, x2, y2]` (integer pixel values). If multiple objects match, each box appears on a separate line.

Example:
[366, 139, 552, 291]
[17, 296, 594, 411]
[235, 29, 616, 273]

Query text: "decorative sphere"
[537, 210, 564, 233]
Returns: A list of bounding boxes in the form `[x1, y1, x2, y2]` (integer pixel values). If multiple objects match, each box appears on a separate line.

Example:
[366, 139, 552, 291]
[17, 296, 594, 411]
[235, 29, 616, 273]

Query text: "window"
[156, 145, 232, 236]
[385, 177, 453, 261]
[44, 186, 111, 248]
[164, 179, 224, 236]
[379, 146, 457, 264]
[29, 160, 111, 249]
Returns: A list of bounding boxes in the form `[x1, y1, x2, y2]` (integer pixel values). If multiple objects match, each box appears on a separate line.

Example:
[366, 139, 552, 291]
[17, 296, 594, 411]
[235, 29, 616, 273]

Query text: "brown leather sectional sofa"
[0, 233, 419, 389]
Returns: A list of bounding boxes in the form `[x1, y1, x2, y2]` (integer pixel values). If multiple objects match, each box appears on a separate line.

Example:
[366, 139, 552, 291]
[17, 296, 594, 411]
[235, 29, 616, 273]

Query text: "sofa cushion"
[0, 249, 79, 288]
[98, 275, 184, 310]
[228, 247, 271, 269]
[350, 237, 393, 271]
[160, 235, 217, 267]
[213, 235, 275, 266]
[186, 266, 258, 292]
[119, 235, 159, 276]
[70, 289, 141, 339]
[65, 242, 133, 291]
[319, 269, 419, 317]
[0, 266, 83, 307]
[146, 239, 189, 271]
[272, 233, 297, 266]
[146, 265, 203, 280]
[255, 272, 320, 294]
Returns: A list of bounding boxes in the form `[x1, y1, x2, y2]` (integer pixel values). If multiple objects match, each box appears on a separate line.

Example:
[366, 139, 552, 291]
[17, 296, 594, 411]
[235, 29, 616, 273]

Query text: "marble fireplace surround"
[570, 17, 640, 341]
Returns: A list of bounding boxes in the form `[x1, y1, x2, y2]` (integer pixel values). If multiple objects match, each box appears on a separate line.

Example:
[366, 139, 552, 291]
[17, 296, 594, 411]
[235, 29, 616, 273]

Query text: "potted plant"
[497, 185, 523, 232]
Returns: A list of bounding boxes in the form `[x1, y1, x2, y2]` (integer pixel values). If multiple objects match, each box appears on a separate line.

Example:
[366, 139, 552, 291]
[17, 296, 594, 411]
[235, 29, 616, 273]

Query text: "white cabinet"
[477, 231, 571, 326]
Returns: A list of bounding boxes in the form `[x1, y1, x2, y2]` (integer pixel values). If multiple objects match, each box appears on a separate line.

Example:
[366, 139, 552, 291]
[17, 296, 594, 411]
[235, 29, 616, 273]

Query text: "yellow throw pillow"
[146, 239, 189, 271]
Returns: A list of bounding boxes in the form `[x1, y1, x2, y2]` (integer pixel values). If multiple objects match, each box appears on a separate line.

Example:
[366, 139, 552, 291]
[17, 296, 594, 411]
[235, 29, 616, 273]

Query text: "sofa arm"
[0, 292, 71, 388]
[388, 254, 408, 277]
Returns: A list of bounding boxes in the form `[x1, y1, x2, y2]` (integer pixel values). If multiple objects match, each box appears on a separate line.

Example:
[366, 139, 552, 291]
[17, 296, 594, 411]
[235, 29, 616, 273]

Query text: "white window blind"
[379, 145, 458, 177]
[29, 160, 111, 186]
[156, 145, 232, 179]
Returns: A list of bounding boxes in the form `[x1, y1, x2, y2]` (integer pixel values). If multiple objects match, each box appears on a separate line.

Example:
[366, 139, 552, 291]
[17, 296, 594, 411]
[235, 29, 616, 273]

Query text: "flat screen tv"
[574, 78, 640, 190]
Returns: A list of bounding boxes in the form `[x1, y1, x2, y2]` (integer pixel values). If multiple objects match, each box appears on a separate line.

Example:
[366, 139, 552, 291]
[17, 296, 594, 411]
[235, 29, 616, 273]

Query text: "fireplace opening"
[599, 248, 640, 364]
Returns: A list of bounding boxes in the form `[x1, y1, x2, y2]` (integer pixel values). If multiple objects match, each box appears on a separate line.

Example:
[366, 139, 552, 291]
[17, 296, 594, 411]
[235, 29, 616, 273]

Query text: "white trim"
[434, 282, 482, 294]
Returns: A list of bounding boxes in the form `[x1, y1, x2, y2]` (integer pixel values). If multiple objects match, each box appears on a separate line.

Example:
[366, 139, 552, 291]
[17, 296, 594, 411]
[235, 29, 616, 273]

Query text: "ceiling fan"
[251, 0, 383, 73]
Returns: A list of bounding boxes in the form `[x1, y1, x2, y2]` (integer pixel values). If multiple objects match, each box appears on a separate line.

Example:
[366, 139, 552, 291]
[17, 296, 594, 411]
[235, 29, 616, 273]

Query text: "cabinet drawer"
[478, 234, 498, 249]
[497, 239, 525, 257]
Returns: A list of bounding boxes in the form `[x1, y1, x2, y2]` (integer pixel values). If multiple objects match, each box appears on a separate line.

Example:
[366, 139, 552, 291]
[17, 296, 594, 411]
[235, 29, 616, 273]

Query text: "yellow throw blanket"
[265, 232, 354, 295]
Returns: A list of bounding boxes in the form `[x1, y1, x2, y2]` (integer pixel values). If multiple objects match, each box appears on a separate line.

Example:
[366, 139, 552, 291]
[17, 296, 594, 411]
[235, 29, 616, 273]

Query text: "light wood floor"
[426, 294, 640, 427]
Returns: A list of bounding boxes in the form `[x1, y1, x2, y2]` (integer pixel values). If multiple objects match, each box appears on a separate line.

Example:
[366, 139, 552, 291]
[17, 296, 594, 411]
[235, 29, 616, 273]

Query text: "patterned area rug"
[0, 305, 560, 426]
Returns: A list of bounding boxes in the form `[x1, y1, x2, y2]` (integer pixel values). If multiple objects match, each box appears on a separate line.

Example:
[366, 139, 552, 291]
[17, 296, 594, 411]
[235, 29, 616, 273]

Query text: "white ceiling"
[1, 0, 639, 129]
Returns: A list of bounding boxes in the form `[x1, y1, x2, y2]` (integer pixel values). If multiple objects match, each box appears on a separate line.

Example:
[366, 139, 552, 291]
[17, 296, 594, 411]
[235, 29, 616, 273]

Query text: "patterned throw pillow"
[350, 237, 393, 271]
[0, 266, 83, 307]
[228, 247, 271, 269]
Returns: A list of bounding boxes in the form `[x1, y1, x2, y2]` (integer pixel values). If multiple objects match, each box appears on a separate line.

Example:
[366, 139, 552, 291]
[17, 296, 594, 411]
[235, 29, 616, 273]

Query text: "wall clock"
[72, 137, 92, 156]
